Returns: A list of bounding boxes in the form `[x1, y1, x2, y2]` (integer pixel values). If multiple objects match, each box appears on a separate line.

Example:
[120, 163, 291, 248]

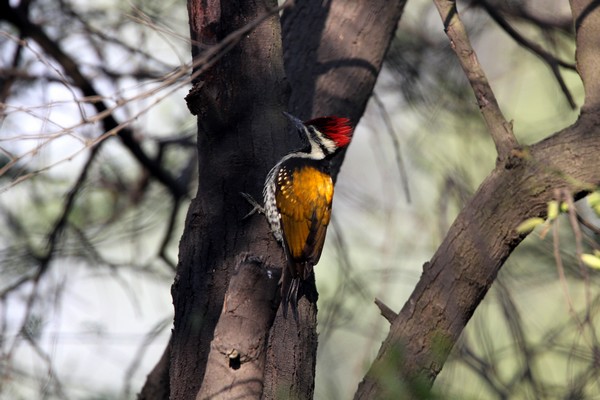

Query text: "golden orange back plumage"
[275, 163, 333, 280]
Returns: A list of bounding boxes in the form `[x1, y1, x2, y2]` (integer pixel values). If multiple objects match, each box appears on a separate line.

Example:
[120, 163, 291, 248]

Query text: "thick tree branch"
[354, 102, 600, 400]
[354, 2, 600, 398]
[283, 0, 408, 125]
[433, 0, 518, 161]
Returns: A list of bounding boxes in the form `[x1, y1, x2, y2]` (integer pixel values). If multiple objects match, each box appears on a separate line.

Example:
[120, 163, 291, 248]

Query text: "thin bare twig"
[553, 215, 576, 314]
[375, 298, 398, 323]
[562, 190, 593, 322]
[551, 206, 590, 341]
[477, 0, 577, 109]
[21, 330, 68, 399]
[576, 212, 600, 236]
[122, 317, 171, 399]
[158, 197, 182, 270]
[433, 0, 518, 161]
[372, 93, 411, 203]
[1, 6, 188, 198]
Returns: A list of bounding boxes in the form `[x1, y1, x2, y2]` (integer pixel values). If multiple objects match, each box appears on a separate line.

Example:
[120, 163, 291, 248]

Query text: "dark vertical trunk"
[169, 1, 289, 398]
[142, 0, 407, 398]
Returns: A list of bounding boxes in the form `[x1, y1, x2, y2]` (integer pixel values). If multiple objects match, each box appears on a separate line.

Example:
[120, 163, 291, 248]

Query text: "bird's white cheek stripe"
[313, 130, 337, 154]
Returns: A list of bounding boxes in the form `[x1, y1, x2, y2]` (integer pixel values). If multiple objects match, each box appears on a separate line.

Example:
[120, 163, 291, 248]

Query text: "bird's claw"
[240, 192, 264, 219]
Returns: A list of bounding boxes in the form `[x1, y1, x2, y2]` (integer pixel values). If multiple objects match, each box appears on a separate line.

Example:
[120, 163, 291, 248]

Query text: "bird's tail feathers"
[281, 273, 301, 321]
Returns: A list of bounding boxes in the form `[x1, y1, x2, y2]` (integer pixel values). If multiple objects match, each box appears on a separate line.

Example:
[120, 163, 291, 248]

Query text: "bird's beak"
[282, 112, 305, 132]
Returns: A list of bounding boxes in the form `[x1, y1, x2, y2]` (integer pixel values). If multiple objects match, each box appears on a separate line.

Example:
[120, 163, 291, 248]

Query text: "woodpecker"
[244, 113, 353, 319]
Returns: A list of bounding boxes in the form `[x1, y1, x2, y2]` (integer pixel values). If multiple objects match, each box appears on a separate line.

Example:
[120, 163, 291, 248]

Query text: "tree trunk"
[169, 1, 289, 399]
[138, 0, 410, 398]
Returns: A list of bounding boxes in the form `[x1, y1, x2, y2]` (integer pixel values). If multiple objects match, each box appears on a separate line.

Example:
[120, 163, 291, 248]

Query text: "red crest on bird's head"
[305, 116, 353, 148]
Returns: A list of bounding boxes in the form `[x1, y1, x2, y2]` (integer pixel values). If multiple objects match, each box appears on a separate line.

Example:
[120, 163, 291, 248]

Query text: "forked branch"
[354, 1, 600, 399]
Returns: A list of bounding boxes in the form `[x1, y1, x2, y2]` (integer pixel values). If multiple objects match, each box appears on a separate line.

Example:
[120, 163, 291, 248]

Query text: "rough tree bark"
[142, 0, 408, 399]
[354, 1, 600, 398]
[167, 1, 290, 399]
